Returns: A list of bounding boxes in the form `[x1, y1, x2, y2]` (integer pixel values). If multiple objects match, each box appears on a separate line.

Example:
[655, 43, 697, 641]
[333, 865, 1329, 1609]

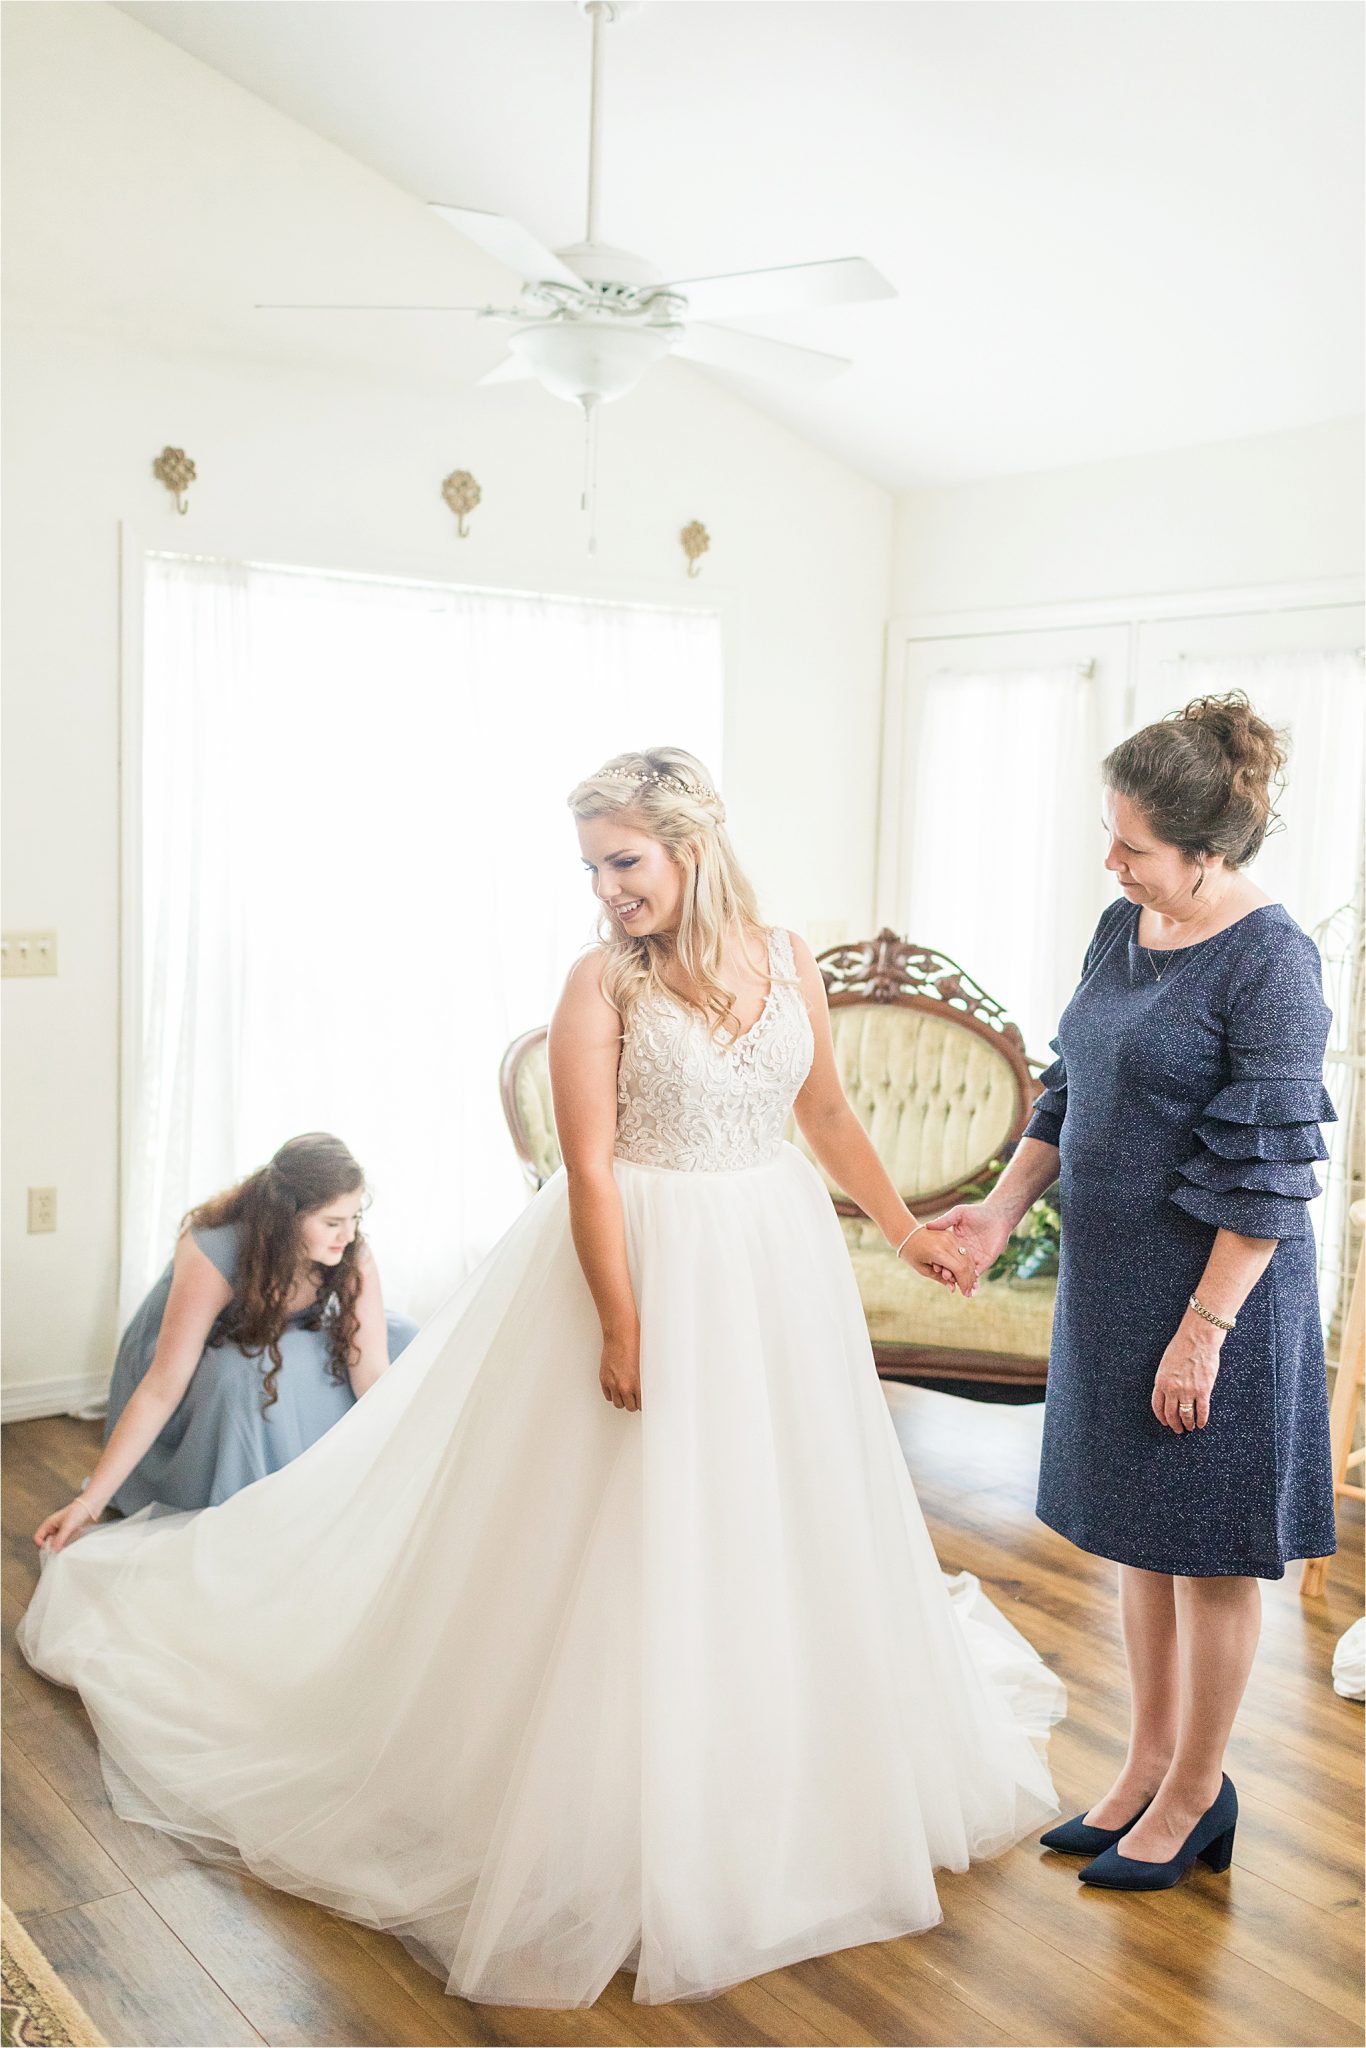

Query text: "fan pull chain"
[580, 396, 601, 555]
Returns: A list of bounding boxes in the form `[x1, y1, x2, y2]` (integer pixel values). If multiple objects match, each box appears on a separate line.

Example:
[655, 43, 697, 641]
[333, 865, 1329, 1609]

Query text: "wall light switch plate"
[27, 1187, 58, 1233]
[2, 931, 58, 977]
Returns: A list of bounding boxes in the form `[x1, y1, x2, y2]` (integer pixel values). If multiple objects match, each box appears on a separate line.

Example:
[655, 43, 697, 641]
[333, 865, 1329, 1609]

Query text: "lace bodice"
[614, 927, 814, 1172]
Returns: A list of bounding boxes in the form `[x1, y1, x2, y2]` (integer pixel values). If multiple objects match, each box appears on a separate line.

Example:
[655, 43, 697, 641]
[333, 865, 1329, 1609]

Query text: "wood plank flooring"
[4, 1396, 1361, 2048]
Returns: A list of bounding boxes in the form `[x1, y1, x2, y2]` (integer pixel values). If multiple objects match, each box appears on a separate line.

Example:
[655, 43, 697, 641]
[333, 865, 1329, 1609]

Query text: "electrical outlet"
[2, 931, 58, 977]
[27, 1187, 57, 1234]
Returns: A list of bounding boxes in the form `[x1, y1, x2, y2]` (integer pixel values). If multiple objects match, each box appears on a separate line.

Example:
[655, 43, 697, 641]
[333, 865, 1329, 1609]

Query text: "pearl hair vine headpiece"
[596, 766, 721, 806]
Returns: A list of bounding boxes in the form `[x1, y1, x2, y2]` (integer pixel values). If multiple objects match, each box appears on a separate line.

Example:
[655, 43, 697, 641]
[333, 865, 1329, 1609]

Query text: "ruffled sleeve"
[1171, 927, 1336, 1240]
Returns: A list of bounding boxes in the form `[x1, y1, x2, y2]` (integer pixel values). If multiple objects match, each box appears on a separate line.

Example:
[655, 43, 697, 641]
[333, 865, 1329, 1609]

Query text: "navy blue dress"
[1027, 898, 1337, 1579]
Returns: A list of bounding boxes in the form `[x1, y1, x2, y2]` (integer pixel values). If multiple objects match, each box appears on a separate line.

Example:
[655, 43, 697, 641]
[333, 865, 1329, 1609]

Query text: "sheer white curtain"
[122, 555, 724, 1328]
[121, 560, 252, 1335]
[900, 664, 1111, 1058]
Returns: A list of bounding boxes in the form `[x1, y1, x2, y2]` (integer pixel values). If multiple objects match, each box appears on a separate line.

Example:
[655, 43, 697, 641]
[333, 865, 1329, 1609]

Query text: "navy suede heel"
[1039, 1801, 1152, 1857]
[1078, 1776, 1238, 1890]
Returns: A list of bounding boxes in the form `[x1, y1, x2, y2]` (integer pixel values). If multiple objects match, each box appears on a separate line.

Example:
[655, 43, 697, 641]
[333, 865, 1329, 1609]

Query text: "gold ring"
[1178, 1402, 1195, 1414]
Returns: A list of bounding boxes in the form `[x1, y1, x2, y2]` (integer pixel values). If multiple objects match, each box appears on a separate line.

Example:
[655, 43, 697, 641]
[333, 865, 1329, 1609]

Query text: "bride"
[21, 747, 1062, 2010]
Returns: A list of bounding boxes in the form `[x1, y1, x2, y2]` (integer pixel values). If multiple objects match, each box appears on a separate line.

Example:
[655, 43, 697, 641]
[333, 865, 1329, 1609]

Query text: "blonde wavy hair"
[567, 747, 780, 1040]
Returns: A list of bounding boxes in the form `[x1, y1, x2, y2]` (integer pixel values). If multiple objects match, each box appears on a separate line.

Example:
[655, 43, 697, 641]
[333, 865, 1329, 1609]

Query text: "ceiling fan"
[259, 0, 897, 416]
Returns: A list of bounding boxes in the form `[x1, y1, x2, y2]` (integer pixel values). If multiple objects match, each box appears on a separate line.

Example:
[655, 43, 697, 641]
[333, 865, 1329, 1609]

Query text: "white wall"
[892, 419, 1363, 616]
[1, 4, 892, 1410]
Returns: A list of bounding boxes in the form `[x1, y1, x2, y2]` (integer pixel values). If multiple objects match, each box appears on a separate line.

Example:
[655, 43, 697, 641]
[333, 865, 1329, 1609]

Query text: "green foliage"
[955, 1158, 1061, 1282]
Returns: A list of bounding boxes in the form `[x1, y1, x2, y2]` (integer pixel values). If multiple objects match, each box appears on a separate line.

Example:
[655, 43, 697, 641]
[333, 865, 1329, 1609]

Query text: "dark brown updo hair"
[185, 1132, 368, 1412]
[1103, 690, 1288, 879]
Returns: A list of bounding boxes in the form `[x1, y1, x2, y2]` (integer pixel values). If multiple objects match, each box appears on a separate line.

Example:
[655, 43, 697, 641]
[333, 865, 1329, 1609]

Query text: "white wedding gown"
[20, 927, 1063, 2009]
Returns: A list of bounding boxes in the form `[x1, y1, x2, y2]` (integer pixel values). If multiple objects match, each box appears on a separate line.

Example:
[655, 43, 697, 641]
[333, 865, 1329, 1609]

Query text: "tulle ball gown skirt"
[20, 1145, 1062, 2008]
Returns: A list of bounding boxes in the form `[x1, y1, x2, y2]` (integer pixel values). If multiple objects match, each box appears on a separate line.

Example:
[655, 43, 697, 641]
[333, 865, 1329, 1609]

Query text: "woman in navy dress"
[936, 692, 1337, 1891]
[34, 1133, 419, 1540]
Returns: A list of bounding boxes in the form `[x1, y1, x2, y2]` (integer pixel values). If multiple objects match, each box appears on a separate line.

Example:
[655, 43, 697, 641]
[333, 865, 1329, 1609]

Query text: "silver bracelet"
[894, 1221, 926, 1258]
[1188, 1292, 1236, 1333]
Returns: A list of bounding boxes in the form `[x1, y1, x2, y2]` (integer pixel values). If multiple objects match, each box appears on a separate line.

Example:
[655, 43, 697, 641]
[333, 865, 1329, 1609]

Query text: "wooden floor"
[3, 1396, 1362, 2048]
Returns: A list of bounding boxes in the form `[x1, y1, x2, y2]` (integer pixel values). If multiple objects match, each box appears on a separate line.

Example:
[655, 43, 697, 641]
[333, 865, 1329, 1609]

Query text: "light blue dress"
[104, 1222, 419, 1514]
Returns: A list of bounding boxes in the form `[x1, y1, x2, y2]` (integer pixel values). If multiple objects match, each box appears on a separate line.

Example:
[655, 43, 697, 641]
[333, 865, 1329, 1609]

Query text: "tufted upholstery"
[498, 933, 1055, 1387]
[794, 1003, 1024, 1207]
[500, 1028, 562, 1186]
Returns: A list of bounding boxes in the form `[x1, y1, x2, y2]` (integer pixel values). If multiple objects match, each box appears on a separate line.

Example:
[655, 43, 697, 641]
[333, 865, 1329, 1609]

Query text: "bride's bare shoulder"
[552, 950, 620, 1034]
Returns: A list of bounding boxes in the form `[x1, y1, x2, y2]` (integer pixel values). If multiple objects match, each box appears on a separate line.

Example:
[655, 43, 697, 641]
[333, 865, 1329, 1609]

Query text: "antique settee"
[500, 930, 1055, 1390]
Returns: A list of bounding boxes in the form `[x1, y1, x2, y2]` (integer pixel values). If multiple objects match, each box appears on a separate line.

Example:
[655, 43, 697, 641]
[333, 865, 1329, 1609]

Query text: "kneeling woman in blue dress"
[938, 691, 1337, 1892]
[36, 1133, 419, 1547]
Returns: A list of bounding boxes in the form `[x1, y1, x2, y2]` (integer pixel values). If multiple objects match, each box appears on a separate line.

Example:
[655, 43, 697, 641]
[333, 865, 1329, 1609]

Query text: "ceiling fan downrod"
[580, 0, 638, 245]
[584, 0, 611, 248]
[579, 0, 626, 555]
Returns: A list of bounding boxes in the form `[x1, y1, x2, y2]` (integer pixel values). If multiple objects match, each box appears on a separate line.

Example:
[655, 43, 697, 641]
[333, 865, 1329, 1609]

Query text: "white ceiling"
[64, 2, 1366, 485]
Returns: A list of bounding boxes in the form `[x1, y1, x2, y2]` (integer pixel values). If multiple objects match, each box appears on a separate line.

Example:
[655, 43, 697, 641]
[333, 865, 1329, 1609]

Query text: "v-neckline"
[661, 928, 777, 1052]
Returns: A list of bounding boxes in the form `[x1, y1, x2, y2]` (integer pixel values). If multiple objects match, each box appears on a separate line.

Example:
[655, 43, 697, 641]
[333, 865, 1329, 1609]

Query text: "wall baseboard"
[1, 1373, 109, 1424]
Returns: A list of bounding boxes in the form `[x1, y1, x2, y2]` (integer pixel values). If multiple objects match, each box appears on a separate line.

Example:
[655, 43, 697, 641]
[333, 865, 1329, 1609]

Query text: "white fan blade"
[429, 205, 583, 291]
[675, 323, 851, 387]
[256, 303, 492, 313]
[660, 256, 894, 324]
[478, 353, 539, 386]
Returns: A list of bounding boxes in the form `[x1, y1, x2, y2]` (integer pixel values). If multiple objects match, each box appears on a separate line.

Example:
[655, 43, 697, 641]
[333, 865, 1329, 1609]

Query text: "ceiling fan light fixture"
[507, 320, 678, 406]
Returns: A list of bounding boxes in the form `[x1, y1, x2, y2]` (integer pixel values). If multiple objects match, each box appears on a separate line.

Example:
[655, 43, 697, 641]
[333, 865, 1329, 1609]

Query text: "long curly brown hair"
[185, 1132, 368, 1413]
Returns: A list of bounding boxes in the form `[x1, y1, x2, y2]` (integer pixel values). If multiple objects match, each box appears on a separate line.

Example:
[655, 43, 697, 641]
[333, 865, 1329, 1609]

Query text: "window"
[894, 656, 1118, 1057]
[122, 554, 724, 1324]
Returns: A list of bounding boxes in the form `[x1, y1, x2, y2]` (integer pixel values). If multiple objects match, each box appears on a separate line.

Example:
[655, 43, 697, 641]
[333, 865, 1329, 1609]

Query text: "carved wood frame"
[814, 929, 1040, 1216]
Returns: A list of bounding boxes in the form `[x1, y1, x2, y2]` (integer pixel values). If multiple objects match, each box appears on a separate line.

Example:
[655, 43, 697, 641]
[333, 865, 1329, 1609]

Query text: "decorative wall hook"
[680, 520, 710, 579]
[442, 469, 482, 539]
[153, 446, 196, 515]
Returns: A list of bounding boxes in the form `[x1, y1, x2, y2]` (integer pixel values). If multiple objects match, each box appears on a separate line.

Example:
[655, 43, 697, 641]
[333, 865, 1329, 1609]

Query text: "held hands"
[599, 1328, 642, 1413]
[1152, 1310, 1224, 1432]
[34, 1497, 100, 1553]
[926, 1202, 1014, 1281]
[898, 1224, 979, 1296]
